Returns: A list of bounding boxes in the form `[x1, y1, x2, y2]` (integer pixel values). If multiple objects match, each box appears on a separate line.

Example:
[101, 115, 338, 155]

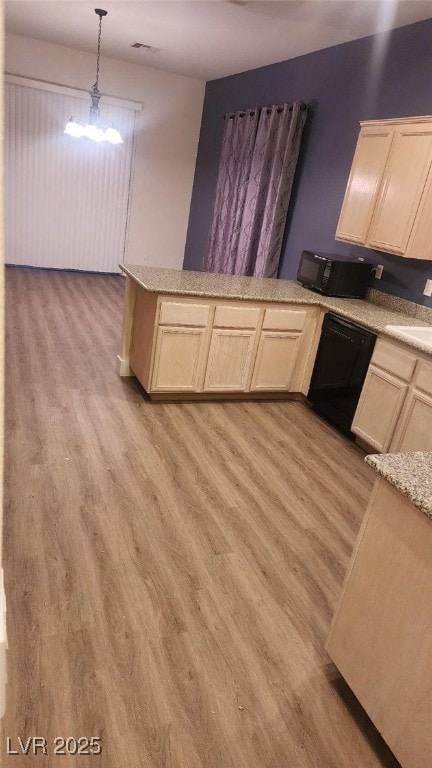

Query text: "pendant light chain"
[94, 12, 103, 92]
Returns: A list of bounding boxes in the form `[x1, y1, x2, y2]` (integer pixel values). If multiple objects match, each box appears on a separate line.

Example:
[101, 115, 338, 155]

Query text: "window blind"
[5, 80, 136, 273]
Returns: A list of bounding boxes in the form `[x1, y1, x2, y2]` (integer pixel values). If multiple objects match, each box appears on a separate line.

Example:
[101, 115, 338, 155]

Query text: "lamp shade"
[104, 126, 123, 144]
[83, 124, 105, 142]
[64, 119, 84, 138]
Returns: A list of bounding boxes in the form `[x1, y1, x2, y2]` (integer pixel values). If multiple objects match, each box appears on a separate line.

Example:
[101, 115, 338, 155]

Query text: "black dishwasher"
[308, 313, 376, 437]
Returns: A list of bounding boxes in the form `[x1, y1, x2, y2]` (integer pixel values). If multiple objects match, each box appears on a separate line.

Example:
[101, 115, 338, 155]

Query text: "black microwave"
[297, 251, 373, 298]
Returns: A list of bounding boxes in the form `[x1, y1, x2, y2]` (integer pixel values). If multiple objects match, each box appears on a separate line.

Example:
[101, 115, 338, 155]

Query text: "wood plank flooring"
[2, 267, 400, 767]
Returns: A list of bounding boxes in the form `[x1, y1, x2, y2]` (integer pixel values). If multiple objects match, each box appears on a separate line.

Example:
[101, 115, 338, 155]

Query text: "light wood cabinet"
[353, 336, 432, 453]
[336, 126, 393, 245]
[149, 300, 211, 392]
[390, 359, 432, 452]
[250, 307, 307, 391]
[203, 303, 259, 392]
[336, 116, 432, 260]
[352, 365, 408, 452]
[407, 169, 432, 259]
[130, 296, 211, 393]
[251, 332, 301, 391]
[352, 337, 415, 451]
[368, 124, 432, 254]
[151, 327, 208, 392]
[204, 329, 256, 392]
[127, 285, 320, 399]
[392, 390, 432, 452]
[326, 478, 432, 768]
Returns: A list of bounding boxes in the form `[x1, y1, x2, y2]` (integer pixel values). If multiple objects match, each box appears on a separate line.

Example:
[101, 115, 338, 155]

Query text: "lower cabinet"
[352, 365, 408, 452]
[392, 389, 432, 452]
[250, 331, 301, 391]
[203, 329, 256, 392]
[130, 290, 320, 398]
[353, 338, 432, 453]
[151, 326, 207, 392]
[390, 359, 432, 451]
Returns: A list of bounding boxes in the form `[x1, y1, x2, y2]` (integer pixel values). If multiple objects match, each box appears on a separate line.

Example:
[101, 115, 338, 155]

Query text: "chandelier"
[64, 8, 123, 144]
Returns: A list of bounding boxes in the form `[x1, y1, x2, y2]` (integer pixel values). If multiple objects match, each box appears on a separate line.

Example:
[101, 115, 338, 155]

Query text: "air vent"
[131, 42, 160, 53]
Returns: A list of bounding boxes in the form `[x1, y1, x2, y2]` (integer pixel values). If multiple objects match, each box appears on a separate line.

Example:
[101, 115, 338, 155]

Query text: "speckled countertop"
[121, 265, 432, 356]
[366, 452, 432, 520]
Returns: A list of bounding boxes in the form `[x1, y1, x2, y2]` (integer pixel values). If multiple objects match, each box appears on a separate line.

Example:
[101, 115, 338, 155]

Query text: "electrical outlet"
[423, 279, 432, 297]
[375, 264, 384, 280]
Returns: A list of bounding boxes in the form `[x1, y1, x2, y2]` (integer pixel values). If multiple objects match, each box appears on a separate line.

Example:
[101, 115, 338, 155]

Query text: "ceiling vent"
[131, 42, 160, 53]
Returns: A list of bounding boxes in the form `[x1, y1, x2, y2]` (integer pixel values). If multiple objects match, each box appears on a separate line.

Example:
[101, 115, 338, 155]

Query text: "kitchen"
[3, 3, 432, 768]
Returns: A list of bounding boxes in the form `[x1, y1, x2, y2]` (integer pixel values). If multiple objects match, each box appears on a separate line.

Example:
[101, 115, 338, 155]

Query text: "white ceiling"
[5, 0, 432, 81]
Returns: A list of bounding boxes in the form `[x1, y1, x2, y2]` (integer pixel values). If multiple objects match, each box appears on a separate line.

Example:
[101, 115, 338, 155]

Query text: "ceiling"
[5, 0, 432, 81]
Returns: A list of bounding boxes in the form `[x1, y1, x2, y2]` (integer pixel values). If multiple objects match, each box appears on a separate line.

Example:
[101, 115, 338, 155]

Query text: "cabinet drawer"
[263, 308, 306, 331]
[213, 305, 260, 329]
[372, 338, 416, 381]
[414, 360, 432, 395]
[159, 301, 210, 327]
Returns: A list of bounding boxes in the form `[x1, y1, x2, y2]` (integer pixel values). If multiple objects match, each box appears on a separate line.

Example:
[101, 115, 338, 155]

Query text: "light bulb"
[103, 126, 123, 144]
[83, 123, 105, 142]
[64, 118, 84, 138]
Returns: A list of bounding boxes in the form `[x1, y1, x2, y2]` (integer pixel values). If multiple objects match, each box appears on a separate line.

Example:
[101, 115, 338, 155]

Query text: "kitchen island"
[326, 451, 432, 768]
[117, 265, 432, 401]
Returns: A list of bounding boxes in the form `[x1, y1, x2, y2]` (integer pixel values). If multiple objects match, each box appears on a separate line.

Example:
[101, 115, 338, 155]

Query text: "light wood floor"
[2, 267, 400, 768]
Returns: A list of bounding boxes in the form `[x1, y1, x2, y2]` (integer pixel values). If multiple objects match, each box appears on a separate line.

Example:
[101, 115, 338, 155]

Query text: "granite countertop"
[121, 264, 326, 303]
[365, 452, 432, 520]
[121, 264, 432, 356]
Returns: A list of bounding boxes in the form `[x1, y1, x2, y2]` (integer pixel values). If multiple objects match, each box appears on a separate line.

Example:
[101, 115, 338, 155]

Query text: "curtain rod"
[225, 103, 307, 119]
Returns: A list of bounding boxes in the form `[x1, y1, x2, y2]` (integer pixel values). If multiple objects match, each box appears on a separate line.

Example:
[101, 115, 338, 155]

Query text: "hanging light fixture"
[64, 8, 123, 144]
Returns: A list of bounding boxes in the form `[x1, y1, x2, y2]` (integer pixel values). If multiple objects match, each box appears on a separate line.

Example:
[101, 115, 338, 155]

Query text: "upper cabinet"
[336, 126, 394, 245]
[335, 116, 432, 260]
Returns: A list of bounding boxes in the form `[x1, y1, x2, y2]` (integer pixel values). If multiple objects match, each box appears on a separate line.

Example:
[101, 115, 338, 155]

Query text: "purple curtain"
[203, 103, 307, 278]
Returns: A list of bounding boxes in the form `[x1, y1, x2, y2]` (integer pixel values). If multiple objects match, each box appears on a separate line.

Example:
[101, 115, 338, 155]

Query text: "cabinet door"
[335, 127, 393, 245]
[368, 125, 432, 254]
[391, 389, 432, 452]
[352, 365, 408, 452]
[406, 165, 432, 260]
[250, 332, 301, 391]
[151, 327, 206, 392]
[204, 329, 255, 391]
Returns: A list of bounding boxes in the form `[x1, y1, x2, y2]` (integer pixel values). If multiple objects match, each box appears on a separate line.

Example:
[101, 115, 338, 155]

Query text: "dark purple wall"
[183, 18, 432, 307]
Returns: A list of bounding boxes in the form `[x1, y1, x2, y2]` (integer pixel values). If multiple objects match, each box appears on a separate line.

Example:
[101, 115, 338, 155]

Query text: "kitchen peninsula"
[117, 264, 431, 402]
[327, 452, 432, 768]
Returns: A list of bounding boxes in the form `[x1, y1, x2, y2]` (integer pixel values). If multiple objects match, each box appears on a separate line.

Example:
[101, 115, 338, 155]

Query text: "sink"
[385, 325, 432, 350]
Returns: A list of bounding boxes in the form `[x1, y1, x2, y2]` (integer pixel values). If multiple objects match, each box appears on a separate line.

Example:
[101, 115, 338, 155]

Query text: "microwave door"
[298, 257, 323, 288]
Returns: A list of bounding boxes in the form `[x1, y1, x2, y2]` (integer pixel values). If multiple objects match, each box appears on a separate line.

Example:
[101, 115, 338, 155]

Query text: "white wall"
[5, 33, 205, 270]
